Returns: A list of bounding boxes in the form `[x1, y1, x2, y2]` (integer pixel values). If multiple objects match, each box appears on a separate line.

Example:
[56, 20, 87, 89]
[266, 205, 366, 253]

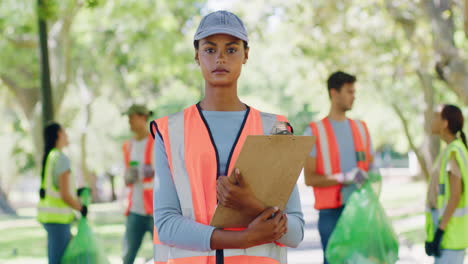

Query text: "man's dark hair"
[327, 71, 356, 95]
[193, 40, 249, 50]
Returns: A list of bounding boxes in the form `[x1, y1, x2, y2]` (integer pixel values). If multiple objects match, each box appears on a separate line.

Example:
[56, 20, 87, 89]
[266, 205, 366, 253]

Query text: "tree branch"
[391, 103, 431, 181]
[49, 0, 82, 113]
[422, 0, 468, 104]
[0, 74, 39, 119]
[6, 36, 38, 49]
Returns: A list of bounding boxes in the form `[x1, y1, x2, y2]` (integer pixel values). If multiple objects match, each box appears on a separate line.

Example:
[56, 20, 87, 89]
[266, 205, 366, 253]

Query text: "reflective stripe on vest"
[310, 118, 372, 210]
[151, 104, 288, 264]
[123, 135, 154, 216]
[37, 149, 74, 224]
[426, 139, 468, 249]
[153, 244, 285, 264]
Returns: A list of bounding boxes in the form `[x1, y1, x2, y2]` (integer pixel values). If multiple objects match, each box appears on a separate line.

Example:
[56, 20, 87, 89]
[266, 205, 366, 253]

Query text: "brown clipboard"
[210, 135, 314, 228]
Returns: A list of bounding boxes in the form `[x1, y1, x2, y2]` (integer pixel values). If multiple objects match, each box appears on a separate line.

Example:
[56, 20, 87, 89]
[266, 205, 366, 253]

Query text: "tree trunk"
[78, 70, 96, 198]
[416, 70, 440, 172]
[106, 171, 117, 202]
[37, 0, 55, 126]
[0, 181, 16, 215]
[464, 0, 468, 38]
[423, 0, 468, 104]
[386, 2, 442, 179]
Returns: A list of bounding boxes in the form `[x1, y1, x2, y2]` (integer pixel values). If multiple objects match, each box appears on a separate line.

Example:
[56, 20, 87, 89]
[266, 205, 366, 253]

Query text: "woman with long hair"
[426, 104, 468, 263]
[37, 122, 87, 264]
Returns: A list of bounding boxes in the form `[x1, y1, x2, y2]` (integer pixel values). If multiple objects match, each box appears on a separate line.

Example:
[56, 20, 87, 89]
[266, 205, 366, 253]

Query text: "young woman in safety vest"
[426, 104, 468, 264]
[150, 10, 304, 264]
[37, 122, 87, 264]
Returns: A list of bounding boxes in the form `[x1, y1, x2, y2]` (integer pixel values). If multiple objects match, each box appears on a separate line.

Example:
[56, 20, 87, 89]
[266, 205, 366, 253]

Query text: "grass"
[0, 204, 153, 263]
[0, 179, 431, 263]
[401, 228, 427, 245]
[380, 180, 427, 246]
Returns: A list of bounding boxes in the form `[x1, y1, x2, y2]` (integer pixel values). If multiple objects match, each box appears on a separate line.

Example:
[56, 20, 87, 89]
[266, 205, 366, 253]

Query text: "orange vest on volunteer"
[150, 104, 290, 264]
[309, 117, 372, 210]
[122, 134, 154, 215]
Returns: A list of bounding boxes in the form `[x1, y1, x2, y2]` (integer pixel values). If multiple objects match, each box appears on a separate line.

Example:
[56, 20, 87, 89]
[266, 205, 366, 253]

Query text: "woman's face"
[195, 34, 249, 87]
[431, 108, 447, 135]
[57, 128, 69, 148]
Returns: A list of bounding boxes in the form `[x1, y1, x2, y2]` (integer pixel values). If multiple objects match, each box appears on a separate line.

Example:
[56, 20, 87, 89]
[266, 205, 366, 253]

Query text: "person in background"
[37, 122, 87, 264]
[426, 104, 468, 264]
[303, 71, 374, 264]
[122, 104, 155, 264]
[150, 10, 304, 264]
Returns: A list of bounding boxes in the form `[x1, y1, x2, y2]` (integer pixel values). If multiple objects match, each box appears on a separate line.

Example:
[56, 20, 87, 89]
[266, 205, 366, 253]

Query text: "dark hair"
[441, 104, 467, 148]
[40, 122, 61, 198]
[193, 40, 249, 50]
[327, 71, 356, 96]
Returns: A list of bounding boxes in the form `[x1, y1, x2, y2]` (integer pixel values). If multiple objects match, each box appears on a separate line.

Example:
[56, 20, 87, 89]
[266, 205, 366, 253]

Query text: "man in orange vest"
[122, 104, 155, 264]
[303, 71, 373, 264]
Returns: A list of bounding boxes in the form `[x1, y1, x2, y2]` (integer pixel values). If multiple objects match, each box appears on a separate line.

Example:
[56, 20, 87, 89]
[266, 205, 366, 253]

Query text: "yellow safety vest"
[426, 139, 468, 249]
[37, 149, 75, 224]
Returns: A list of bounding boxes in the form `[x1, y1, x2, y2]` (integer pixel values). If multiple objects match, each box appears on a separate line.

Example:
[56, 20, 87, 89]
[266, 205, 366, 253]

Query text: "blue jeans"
[318, 206, 344, 264]
[43, 223, 71, 264]
[123, 212, 154, 264]
[431, 210, 466, 264]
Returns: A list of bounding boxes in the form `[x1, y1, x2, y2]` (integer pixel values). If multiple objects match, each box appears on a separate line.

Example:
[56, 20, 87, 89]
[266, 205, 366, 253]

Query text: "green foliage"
[1, 0, 467, 189]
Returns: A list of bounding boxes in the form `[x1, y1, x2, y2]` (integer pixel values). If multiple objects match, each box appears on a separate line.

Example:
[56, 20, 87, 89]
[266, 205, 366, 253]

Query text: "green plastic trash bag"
[326, 176, 399, 264]
[61, 218, 109, 264]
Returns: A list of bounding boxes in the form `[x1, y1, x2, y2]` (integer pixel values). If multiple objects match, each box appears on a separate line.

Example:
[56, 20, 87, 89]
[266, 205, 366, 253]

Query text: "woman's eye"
[227, 48, 237, 54]
[204, 48, 215, 54]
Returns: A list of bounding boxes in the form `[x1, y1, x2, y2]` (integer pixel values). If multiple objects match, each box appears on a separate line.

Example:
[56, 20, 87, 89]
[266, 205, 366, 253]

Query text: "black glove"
[39, 188, 46, 199]
[80, 205, 88, 218]
[77, 187, 84, 197]
[432, 228, 444, 257]
[425, 241, 433, 256]
[425, 228, 444, 257]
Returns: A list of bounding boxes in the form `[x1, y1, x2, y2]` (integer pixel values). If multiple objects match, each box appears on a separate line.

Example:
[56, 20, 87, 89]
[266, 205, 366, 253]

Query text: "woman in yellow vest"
[426, 104, 468, 263]
[150, 10, 304, 264]
[37, 122, 87, 264]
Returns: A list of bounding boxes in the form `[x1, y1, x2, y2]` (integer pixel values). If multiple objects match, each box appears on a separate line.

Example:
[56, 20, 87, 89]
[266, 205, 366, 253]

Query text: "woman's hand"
[210, 207, 288, 250]
[243, 207, 288, 247]
[217, 168, 265, 217]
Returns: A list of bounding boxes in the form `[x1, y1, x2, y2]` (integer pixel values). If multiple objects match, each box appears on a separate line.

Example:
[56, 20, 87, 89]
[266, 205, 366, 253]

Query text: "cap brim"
[194, 27, 248, 43]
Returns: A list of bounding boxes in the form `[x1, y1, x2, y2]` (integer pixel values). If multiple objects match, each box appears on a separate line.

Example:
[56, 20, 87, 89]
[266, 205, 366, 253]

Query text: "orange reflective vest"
[122, 134, 154, 216]
[309, 117, 371, 210]
[150, 104, 289, 264]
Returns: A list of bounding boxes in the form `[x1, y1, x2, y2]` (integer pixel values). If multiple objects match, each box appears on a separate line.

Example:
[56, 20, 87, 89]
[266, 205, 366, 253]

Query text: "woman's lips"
[212, 68, 229, 74]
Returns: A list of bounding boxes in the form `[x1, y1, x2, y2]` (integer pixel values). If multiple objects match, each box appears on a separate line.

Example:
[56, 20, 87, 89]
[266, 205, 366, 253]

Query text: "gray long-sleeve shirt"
[153, 110, 305, 251]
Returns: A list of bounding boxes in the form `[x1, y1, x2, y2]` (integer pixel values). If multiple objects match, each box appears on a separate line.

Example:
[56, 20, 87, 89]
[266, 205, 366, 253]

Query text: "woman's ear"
[194, 49, 200, 65]
[243, 47, 249, 64]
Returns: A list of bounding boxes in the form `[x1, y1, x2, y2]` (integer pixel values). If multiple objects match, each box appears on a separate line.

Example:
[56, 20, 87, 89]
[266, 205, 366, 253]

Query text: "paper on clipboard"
[210, 135, 314, 228]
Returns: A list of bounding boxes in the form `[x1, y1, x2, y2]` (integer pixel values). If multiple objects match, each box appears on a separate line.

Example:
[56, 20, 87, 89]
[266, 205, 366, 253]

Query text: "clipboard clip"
[270, 121, 294, 135]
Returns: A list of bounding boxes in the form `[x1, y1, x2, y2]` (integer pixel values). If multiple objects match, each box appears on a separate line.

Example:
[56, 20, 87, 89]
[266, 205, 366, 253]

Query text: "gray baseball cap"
[194, 11, 248, 43]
